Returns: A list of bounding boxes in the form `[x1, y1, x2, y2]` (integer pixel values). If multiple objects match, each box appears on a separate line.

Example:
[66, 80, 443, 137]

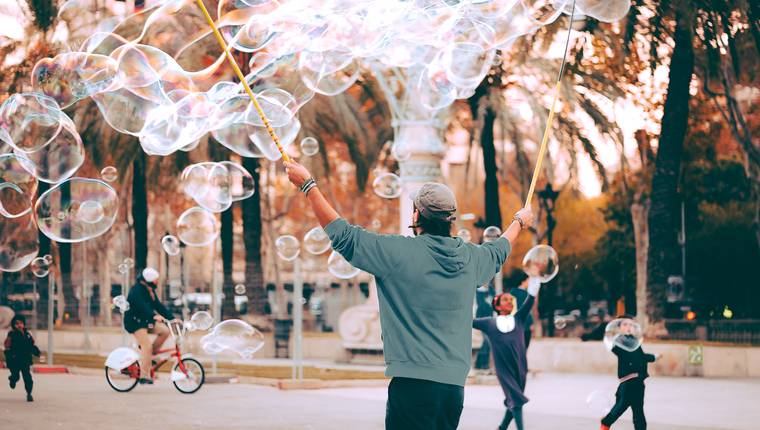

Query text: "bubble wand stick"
[524, 0, 576, 206]
[194, 0, 291, 162]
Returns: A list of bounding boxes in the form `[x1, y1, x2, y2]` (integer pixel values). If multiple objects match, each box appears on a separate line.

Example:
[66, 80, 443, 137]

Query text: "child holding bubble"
[4, 315, 41, 402]
[601, 316, 658, 430]
[473, 278, 541, 430]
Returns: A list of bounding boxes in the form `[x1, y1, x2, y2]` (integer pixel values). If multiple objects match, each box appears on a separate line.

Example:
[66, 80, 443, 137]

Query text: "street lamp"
[537, 183, 559, 337]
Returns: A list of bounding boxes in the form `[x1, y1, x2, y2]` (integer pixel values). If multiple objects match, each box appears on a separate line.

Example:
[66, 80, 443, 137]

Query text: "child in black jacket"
[4, 315, 40, 402]
[601, 317, 657, 430]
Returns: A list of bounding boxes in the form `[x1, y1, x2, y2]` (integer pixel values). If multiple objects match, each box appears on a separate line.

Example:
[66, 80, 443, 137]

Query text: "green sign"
[688, 345, 704, 365]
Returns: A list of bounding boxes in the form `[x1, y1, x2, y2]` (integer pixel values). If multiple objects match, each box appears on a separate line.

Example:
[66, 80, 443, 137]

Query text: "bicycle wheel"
[105, 362, 140, 392]
[172, 358, 205, 394]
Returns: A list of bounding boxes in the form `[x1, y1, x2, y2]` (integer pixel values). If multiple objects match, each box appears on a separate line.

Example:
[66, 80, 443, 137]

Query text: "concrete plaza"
[2, 370, 757, 430]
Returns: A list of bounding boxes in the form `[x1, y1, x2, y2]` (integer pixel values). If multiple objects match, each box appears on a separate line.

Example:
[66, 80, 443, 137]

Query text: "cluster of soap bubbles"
[180, 161, 255, 213]
[0, 95, 118, 272]
[604, 317, 643, 352]
[200, 319, 265, 359]
[26, 0, 632, 164]
[117, 257, 134, 275]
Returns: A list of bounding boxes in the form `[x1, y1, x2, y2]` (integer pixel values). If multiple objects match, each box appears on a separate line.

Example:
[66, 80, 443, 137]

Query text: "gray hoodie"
[325, 218, 511, 386]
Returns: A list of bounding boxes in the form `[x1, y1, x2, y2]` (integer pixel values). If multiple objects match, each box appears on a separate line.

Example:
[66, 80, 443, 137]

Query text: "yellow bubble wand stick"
[194, 0, 291, 162]
[524, 0, 576, 206]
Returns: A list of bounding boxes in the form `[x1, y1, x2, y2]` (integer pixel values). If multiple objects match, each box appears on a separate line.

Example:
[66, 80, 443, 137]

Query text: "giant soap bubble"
[0, 154, 38, 218]
[0, 211, 39, 272]
[0, 93, 84, 184]
[35, 177, 119, 243]
[604, 318, 644, 352]
[176, 207, 219, 247]
[522, 244, 559, 282]
[200, 319, 265, 359]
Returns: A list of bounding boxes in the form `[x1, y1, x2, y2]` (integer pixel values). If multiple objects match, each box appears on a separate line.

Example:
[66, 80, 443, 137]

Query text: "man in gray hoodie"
[285, 161, 534, 430]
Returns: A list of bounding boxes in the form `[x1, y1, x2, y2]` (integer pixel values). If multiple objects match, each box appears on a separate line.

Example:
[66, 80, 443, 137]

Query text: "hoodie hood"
[420, 234, 471, 273]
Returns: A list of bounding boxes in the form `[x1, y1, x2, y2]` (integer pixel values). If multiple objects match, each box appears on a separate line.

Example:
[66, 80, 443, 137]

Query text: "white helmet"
[142, 267, 159, 283]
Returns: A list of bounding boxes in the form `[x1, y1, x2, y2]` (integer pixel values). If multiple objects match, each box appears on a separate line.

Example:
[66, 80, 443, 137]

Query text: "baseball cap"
[411, 182, 457, 222]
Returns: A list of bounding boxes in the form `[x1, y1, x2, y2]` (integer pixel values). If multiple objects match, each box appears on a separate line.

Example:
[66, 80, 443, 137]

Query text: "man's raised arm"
[285, 161, 339, 227]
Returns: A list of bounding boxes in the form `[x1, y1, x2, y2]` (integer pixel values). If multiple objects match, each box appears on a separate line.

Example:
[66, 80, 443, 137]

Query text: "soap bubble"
[372, 173, 402, 199]
[275, 235, 300, 261]
[161, 234, 181, 256]
[112, 295, 129, 313]
[177, 207, 219, 247]
[188, 310, 214, 331]
[604, 318, 644, 352]
[200, 319, 265, 359]
[100, 166, 118, 182]
[300, 137, 319, 156]
[522, 245, 559, 283]
[43, 254, 53, 264]
[586, 389, 615, 415]
[303, 227, 331, 255]
[180, 162, 254, 213]
[327, 251, 360, 279]
[123, 257, 134, 269]
[0, 154, 38, 218]
[234, 284, 246, 295]
[371, 219, 382, 230]
[35, 178, 118, 243]
[0, 93, 84, 184]
[30, 256, 50, 277]
[496, 315, 515, 333]
[456, 229, 472, 243]
[117, 263, 129, 274]
[483, 226, 502, 243]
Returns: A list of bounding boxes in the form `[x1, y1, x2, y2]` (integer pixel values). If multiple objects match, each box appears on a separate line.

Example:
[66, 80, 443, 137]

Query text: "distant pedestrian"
[473, 279, 541, 430]
[4, 315, 40, 402]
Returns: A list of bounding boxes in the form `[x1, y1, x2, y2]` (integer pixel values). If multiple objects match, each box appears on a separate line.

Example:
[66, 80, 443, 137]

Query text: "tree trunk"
[241, 157, 266, 315]
[220, 206, 236, 318]
[132, 152, 148, 271]
[468, 83, 503, 231]
[632, 199, 650, 331]
[481, 104, 503, 230]
[646, 12, 694, 324]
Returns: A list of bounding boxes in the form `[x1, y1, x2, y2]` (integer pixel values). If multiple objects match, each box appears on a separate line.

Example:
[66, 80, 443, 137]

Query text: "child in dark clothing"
[4, 315, 40, 402]
[601, 317, 657, 430]
[473, 278, 541, 430]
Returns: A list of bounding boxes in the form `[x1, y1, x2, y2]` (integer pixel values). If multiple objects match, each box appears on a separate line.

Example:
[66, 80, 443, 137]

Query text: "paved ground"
[2, 370, 758, 429]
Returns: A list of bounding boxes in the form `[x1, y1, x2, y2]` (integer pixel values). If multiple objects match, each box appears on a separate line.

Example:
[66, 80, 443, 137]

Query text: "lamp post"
[537, 183, 559, 337]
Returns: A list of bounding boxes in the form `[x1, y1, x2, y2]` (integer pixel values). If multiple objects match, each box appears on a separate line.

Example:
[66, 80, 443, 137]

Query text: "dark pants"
[499, 405, 524, 430]
[524, 330, 531, 350]
[602, 379, 646, 430]
[386, 377, 464, 430]
[9, 366, 34, 394]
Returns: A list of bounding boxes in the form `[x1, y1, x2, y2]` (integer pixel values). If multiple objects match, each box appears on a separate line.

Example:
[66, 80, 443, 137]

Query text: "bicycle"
[104, 320, 205, 394]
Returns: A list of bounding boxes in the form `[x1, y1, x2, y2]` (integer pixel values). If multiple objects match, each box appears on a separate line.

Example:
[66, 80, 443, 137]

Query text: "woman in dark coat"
[124, 267, 174, 384]
[473, 279, 541, 430]
[4, 315, 40, 401]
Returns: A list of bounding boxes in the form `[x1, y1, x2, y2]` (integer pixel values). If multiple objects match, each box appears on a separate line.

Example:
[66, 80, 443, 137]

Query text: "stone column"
[396, 120, 446, 236]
